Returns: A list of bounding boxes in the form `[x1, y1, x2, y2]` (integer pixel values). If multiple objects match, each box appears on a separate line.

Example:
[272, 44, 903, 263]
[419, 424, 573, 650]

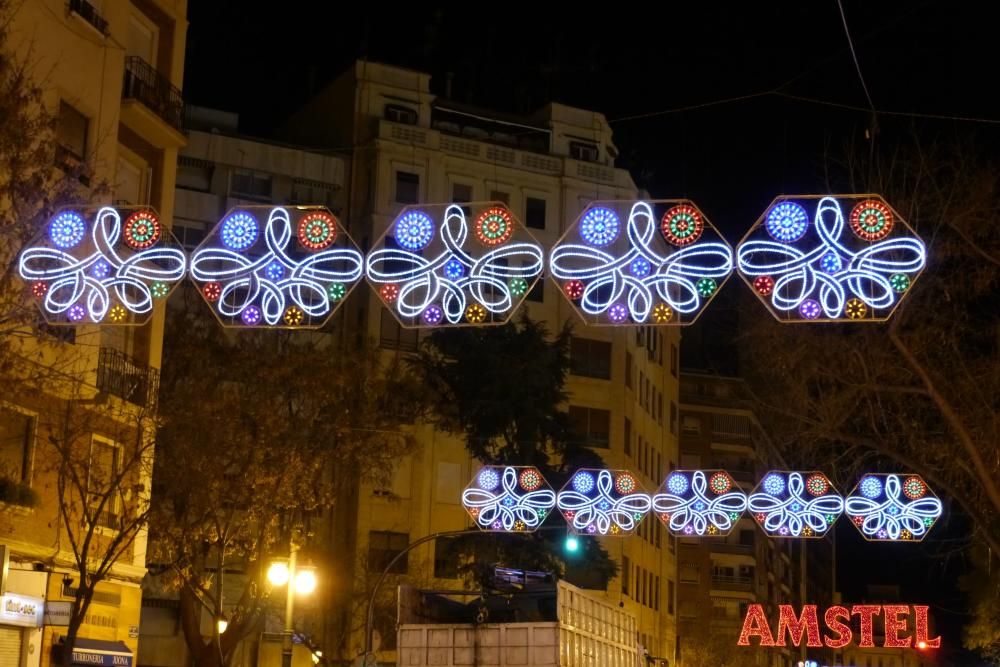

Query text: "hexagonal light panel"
[737, 195, 926, 322]
[549, 200, 733, 325]
[366, 202, 543, 327]
[845, 473, 942, 542]
[18, 206, 186, 325]
[652, 470, 747, 537]
[189, 206, 363, 328]
[748, 471, 843, 538]
[557, 468, 651, 536]
[461, 465, 555, 533]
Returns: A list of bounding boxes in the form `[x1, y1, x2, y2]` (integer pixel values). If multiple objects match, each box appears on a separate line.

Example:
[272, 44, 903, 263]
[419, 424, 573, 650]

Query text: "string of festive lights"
[366, 203, 544, 327]
[747, 471, 844, 538]
[462, 466, 556, 532]
[18, 206, 186, 324]
[737, 195, 926, 322]
[189, 206, 363, 328]
[549, 200, 733, 325]
[458, 467, 943, 542]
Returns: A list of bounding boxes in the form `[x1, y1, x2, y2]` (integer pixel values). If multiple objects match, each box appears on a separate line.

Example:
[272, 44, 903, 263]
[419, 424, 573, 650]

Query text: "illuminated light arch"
[652, 470, 748, 536]
[462, 466, 556, 532]
[748, 471, 844, 538]
[365, 202, 544, 328]
[737, 195, 926, 322]
[557, 468, 652, 536]
[18, 206, 186, 325]
[845, 473, 942, 542]
[189, 206, 363, 328]
[549, 200, 733, 326]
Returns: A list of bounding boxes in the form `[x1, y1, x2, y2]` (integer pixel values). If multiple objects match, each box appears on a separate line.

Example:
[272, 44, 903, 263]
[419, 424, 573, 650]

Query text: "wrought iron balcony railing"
[97, 347, 159, 410]
[68, 0, 109, 35]
[122, 56, 184, 131]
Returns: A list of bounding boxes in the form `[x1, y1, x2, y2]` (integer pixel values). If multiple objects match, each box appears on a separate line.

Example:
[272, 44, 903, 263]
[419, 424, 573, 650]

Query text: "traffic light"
[564, 534, 580, 553]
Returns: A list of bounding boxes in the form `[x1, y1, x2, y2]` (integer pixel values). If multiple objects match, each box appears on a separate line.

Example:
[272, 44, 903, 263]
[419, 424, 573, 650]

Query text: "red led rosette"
[474, 206, 515, 246]
[297, 211, 338, 250]
[123, 210, 162, 250]
[661, 204, 704, 246]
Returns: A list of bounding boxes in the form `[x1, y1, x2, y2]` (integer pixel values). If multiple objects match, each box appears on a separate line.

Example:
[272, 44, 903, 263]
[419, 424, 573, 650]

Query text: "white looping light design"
[747, 472, 844, 537]
[190, 207, 363, 326]
[845, 474, 942, 541]
[366, 205, 544, 325]
[737, 197, 926, 319]
[557, 469, 651, 535]
[18, 207, 186, 322]
[549, 202, 733, 322]
[652, 470, 748, 536]
[461, 467, 556, 532]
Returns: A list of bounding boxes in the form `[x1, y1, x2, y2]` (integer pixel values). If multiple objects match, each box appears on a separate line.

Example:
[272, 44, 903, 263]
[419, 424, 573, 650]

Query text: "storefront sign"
[0, 592, 44, 628]
[737, 604, 940, 649]
[67, 639, 133, 667]
[43, 600, 72, 626]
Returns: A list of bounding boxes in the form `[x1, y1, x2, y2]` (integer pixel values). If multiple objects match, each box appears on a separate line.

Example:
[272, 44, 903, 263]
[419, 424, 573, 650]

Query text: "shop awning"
[65, 638, 133, 667]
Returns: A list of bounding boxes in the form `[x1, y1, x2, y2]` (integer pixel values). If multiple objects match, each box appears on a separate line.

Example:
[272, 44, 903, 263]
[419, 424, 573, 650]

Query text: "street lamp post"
[267, 527, 313, 667]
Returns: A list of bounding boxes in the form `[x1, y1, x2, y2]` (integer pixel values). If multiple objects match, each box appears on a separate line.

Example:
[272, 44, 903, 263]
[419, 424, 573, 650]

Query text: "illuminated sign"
[0, 592, 44, 627]
[737, 604, 939, 649]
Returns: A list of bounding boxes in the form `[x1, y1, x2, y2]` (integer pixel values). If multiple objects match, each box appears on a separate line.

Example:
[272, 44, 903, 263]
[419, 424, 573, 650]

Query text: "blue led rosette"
[18, 206, 186, 325]
[845, 473, 942, 542]
[557, 468, 651, 536]
[652, 470, 748, 536]
[189, 206, 363, 328]
[549, 200, 733, 325]
[462, 466, 556, 532]
[366, 202, 544, 327]
[748, 471, 844, 538]
[737, 195, 926, 322]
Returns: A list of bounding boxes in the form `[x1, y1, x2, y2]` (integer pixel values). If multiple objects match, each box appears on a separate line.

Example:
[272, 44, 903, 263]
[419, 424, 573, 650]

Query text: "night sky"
[184, 2, 996, 661]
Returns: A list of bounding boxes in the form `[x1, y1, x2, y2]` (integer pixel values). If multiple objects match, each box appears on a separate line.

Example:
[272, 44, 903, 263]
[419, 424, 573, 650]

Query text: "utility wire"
[836, 0, 877, 111]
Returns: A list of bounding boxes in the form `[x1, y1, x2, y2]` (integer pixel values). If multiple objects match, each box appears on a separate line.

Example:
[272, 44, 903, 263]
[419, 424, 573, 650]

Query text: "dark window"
[740, 529, 755, 546]
[452, 183, 472, 215]
[621, 556, 630, 596]
[623, 417, 631, 456]
[489, 190, 509, 204]
[525, 280, 544, 303]
[657, 394, 663, 425]
[570, 337, 611, 379]
[395, 171, 420, 204]
[670, 343, 678, 377]
[177, 157, 213, 192]
[568, 406, 611, 448]
[526, 197, 546, 229]
[379, 308, 419, 352]
[667, 579, 675, 614]
[569, 141, 599, 162]
[625, 351, 633, 388]
[385, 104, 417, 125]
[0, 407, 34, 484]
[670, 401, 678, 435]
[230, 170, 272, 201]
[88, 438, 120, 529]
[433, 537, 461, 579]
[368, 531, 409, 574]
[655, 575, 661, 611]
[57, 101, 88, 161]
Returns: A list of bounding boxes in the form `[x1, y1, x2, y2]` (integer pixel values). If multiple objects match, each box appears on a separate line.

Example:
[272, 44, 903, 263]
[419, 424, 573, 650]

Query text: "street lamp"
[269, 530, 317, 667]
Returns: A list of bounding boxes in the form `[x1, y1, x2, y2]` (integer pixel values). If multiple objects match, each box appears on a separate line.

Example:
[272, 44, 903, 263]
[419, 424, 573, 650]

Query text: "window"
[379, 309, 419, 352]
[657, 394, 664, 425]
[740, 529, 755, 546]
[625, 351, 633, 388]
[681, 414, 701, 434]
[670, 343, 678, 377]
[655, 576, 661, 611]
[0, 406, 34, 486]
[368, 531, 409, 574]
[568, 406, 610, 448]
[177, 157, 212, 192]
[395, 171, 420, 204]
[655, 521, 661, 548]
[623, 417, 631, 456]
[526, 197, 546, 229]
[569, 337, 611, 379]
[525, 280, 544, 303]
[489, 190, 509, 204]
[621, 556, 630, 595]
[638, 371, 644, 404]
[668, 579, 675, 614]
[57, 101, 88, 161]
[385, 104, 417, 125]
[670, 401, 678, 435]
[569, 140, 599, 162]
[645, 378, 651, 412]
[433, 536, 461, 579]
[452, 183, 473, 215]
[230, 170, 272, 202]
[89, 437, 121, 529]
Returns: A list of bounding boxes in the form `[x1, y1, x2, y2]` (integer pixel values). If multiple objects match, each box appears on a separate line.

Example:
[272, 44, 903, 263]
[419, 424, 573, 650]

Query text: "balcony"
[711, 574, 753, 592]
[709, 542, 754, 555]
[68, 0, 109, 36]
[96, 348, 159, 411]
[121, 56, 186, 148]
